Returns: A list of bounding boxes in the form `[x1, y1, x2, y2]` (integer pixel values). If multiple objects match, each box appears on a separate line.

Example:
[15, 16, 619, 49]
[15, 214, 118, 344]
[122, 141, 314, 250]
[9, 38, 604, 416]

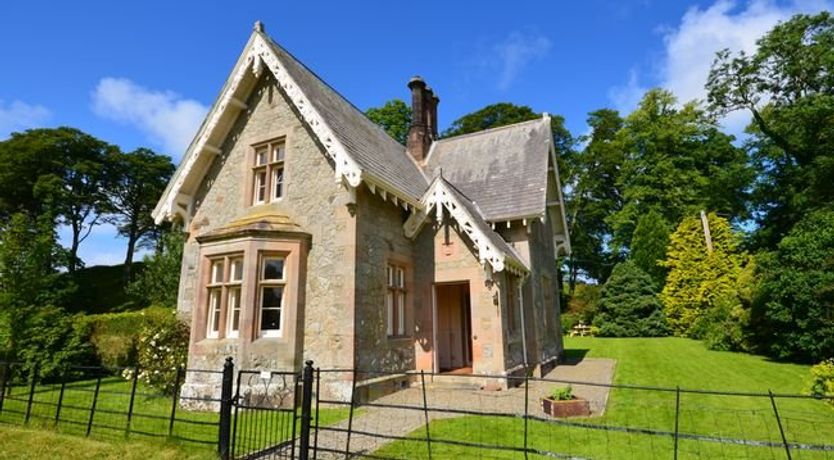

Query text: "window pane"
[397, 292, 405, 335]
[227, 288, 241, 333]
[255, 171, 266, 203]
[230, 258, 243, 282]
[386, 266, 393, 287]
[386, 291, 394, 336]
[208, 289, 221, 335]
[397, 268, 405, 288]
[211, 261, 224, 283]
[255, 148, 268, 166]
[261, 287, 283, 331]
[273, 143, 285, 162]
[263, 258, 284, 280]
[272, 168, 283, 199]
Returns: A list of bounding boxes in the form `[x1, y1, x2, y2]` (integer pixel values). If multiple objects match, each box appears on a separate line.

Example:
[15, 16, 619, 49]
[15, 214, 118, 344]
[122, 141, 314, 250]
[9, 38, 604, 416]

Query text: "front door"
[435, 282, 473, 372]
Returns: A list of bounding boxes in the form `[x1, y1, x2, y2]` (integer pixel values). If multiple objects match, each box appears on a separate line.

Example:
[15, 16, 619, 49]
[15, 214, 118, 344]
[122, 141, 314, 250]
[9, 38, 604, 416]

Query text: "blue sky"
[0, 0, 829, 266]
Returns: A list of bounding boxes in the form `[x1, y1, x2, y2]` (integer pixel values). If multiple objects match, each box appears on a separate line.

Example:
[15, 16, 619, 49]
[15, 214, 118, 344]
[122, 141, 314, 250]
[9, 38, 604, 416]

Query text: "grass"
[0, 425, 213, 460]
[0, 373, 351, 458]
[376, 337, 834, 459]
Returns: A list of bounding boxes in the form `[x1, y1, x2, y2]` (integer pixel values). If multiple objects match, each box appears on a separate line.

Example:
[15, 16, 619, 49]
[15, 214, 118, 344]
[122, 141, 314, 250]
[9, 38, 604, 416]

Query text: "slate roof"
[440, 178, 528, 269]
[423, 118, 552, 222]
[263, 35, 429, 200]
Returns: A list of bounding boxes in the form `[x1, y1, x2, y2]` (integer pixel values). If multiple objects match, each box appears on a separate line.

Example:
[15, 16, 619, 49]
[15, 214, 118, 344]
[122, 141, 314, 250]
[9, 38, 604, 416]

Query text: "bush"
[806, 359, 834, 405]
[593, 261, 669, 337]
[753, 209, 834, 362]
[566, 283, 601, 324]
[128, 309, 189, 395]
[81, 306, 171, 368]
[549, 385, 574, 401]
[561, 312, 583, 335]
[128, 230, 184, 308]
[15, 306, 96, 380]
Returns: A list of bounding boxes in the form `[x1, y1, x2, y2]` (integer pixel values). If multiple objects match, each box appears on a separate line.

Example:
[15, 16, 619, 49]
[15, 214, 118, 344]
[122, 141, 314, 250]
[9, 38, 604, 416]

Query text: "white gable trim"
[404, 179, 528, 276]
[153, 32, 367, 225]
[543, 113, 572, 257]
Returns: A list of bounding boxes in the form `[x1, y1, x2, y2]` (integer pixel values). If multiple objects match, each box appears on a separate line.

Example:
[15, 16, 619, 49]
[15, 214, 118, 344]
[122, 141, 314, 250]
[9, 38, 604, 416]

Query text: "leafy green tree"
[0, 127, 116, 272]
[752, 209, 834, 362]
[629, 209, 670, 288]
[707, 12, 834, 249]
[607, 90, 752, 254]
[366, 99, 412, 145]
[105, 148, 175, 280]
[128, 229, 184, 308]
[565, 109, 624, 287]
[661, 213, 747, 335]
[592, 261, 669, 337]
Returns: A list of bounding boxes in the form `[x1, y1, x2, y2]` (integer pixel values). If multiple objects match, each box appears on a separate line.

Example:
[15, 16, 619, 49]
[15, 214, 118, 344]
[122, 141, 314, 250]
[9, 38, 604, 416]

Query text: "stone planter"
[541, 396, 591, 417]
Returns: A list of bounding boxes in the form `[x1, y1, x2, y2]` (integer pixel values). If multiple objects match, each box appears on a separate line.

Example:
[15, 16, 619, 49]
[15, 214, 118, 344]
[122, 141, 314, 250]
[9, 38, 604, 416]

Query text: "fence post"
[769, 390, 792, 460]
[218, 357, 234, 460]
[126, 366, 139, 437]
[168, 366, 184, 437]
[0, 362, 8, 415]
[420, 370, 433, 460]
[344, 369, 358, 459]
[55, 379, 66, 425]
[86, 373, 103, 436]
[523, 373, 530, 460]
[313, 367, 321, 459]
[674, 386, 680, 460]
[298, 360, 315, 460]
[24, 363, 38, 424]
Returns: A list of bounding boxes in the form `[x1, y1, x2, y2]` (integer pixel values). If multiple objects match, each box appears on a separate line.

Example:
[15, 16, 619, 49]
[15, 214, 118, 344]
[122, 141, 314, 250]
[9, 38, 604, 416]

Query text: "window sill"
[387, 335, 413, 343]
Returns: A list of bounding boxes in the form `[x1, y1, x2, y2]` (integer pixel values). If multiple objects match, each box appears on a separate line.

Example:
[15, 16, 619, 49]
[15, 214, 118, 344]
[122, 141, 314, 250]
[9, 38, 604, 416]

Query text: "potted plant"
[541, 385, 591, 417]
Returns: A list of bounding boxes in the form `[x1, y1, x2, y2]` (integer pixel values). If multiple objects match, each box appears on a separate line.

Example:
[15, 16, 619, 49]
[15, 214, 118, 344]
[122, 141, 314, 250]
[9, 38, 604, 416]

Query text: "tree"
[366, 99, 412, 145]
[128, 229, 185, 308]
[752, 209, 834, 362]
[661, 213, 747, 335]
[629, 209, 670, 288]
[607, 90, 752, 254]
[105, 148, 175, 280]
[564, 109, 624, 287]
[707, 12, 834, 249]
[0, 127, 116, 272]
[592, 261, 669, 337]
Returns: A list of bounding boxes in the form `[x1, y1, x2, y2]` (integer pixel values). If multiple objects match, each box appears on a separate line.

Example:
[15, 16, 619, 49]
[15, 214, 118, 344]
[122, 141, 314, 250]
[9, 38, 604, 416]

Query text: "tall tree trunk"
[123, 221, 139, 282]
[69, 219, 80, 274]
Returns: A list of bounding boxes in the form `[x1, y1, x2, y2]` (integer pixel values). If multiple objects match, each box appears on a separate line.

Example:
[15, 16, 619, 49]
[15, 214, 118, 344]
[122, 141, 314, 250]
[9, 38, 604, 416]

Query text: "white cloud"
[492, 31, 552, 90]
[91, 77, 208, 157]
[610, 0, 832, 131]
[0, 100, 51, 138]
[608, 69, 649, 114]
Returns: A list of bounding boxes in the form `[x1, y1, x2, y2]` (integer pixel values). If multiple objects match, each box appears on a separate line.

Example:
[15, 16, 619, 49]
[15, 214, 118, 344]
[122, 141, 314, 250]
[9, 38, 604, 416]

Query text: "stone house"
[152, 22, 570, 400]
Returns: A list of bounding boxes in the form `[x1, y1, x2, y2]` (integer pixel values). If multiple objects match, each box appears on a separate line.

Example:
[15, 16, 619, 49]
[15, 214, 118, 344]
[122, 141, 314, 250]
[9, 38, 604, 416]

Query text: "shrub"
[566, 283, 601, 324]
[629, 209, 670, 288]
[128, 230, 184, 308]
[128, 309, 189, 395]
[806, 359, 834, 405]
[560, 312, 583, 335]
[593, 261, 669, 337]
[549, 385, 574, 401]
[15, 306, 96, 381]
[81, 306, 171, 368]
[752, 209, 834, 362]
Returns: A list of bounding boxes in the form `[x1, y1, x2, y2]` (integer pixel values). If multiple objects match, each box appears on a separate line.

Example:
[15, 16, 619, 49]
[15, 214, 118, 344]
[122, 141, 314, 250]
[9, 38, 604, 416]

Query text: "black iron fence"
[1, 359, 833, 460]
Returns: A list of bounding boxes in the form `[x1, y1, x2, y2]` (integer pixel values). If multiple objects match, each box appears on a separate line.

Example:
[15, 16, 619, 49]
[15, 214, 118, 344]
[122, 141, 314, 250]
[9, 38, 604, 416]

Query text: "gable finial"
[254, 20, 265, 33]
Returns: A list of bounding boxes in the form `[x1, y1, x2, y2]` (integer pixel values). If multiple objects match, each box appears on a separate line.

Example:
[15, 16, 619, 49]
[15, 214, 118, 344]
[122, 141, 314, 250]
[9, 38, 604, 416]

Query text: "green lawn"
[0, 374, 351, 458]
[377, 337, 834, 459]
[0, 424, 212, 460]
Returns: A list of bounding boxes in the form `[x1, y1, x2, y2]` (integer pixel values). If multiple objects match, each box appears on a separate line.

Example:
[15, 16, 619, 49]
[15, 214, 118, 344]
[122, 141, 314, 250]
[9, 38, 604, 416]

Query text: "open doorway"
[435, 282, 473, 373]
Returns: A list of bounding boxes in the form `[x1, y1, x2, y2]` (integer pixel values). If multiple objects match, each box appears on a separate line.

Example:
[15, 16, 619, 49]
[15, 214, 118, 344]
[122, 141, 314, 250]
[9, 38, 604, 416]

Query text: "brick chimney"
[407, 76, 439, 162]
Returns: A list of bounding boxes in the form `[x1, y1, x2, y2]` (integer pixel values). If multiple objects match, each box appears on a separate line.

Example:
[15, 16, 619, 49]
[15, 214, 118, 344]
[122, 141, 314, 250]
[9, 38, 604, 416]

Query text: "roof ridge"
[435, 117, 547, 144]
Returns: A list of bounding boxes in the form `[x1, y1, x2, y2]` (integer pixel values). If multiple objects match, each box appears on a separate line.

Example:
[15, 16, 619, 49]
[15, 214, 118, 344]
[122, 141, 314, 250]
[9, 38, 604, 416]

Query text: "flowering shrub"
[807, 359, 834, 406]
[123, 309, 189, 395]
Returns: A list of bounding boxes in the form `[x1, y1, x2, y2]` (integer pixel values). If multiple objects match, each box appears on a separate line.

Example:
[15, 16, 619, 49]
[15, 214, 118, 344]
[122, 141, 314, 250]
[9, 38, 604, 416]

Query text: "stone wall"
[176, 72, 358, 399]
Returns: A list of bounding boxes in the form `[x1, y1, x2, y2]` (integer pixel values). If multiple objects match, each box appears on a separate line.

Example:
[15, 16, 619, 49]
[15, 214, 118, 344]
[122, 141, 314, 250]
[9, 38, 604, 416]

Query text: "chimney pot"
[406, 76, 439, 163]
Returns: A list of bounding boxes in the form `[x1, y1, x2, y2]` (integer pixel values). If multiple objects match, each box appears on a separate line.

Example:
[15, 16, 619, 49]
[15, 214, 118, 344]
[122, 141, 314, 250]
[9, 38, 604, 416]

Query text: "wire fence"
[1, 359, 832, 460]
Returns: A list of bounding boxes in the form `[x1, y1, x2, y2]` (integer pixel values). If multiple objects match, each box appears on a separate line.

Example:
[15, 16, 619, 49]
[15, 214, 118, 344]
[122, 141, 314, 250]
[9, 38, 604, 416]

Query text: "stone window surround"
[247, 131, 292, 209]
[386, 253, 413, 341]
[205, 254, 244, 339]
[193, 237, 304, 345]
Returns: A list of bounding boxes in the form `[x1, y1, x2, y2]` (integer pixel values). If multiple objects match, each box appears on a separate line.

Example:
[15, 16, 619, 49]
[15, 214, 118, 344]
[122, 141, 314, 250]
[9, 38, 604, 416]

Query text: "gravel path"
[310, 358, 616, 459]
